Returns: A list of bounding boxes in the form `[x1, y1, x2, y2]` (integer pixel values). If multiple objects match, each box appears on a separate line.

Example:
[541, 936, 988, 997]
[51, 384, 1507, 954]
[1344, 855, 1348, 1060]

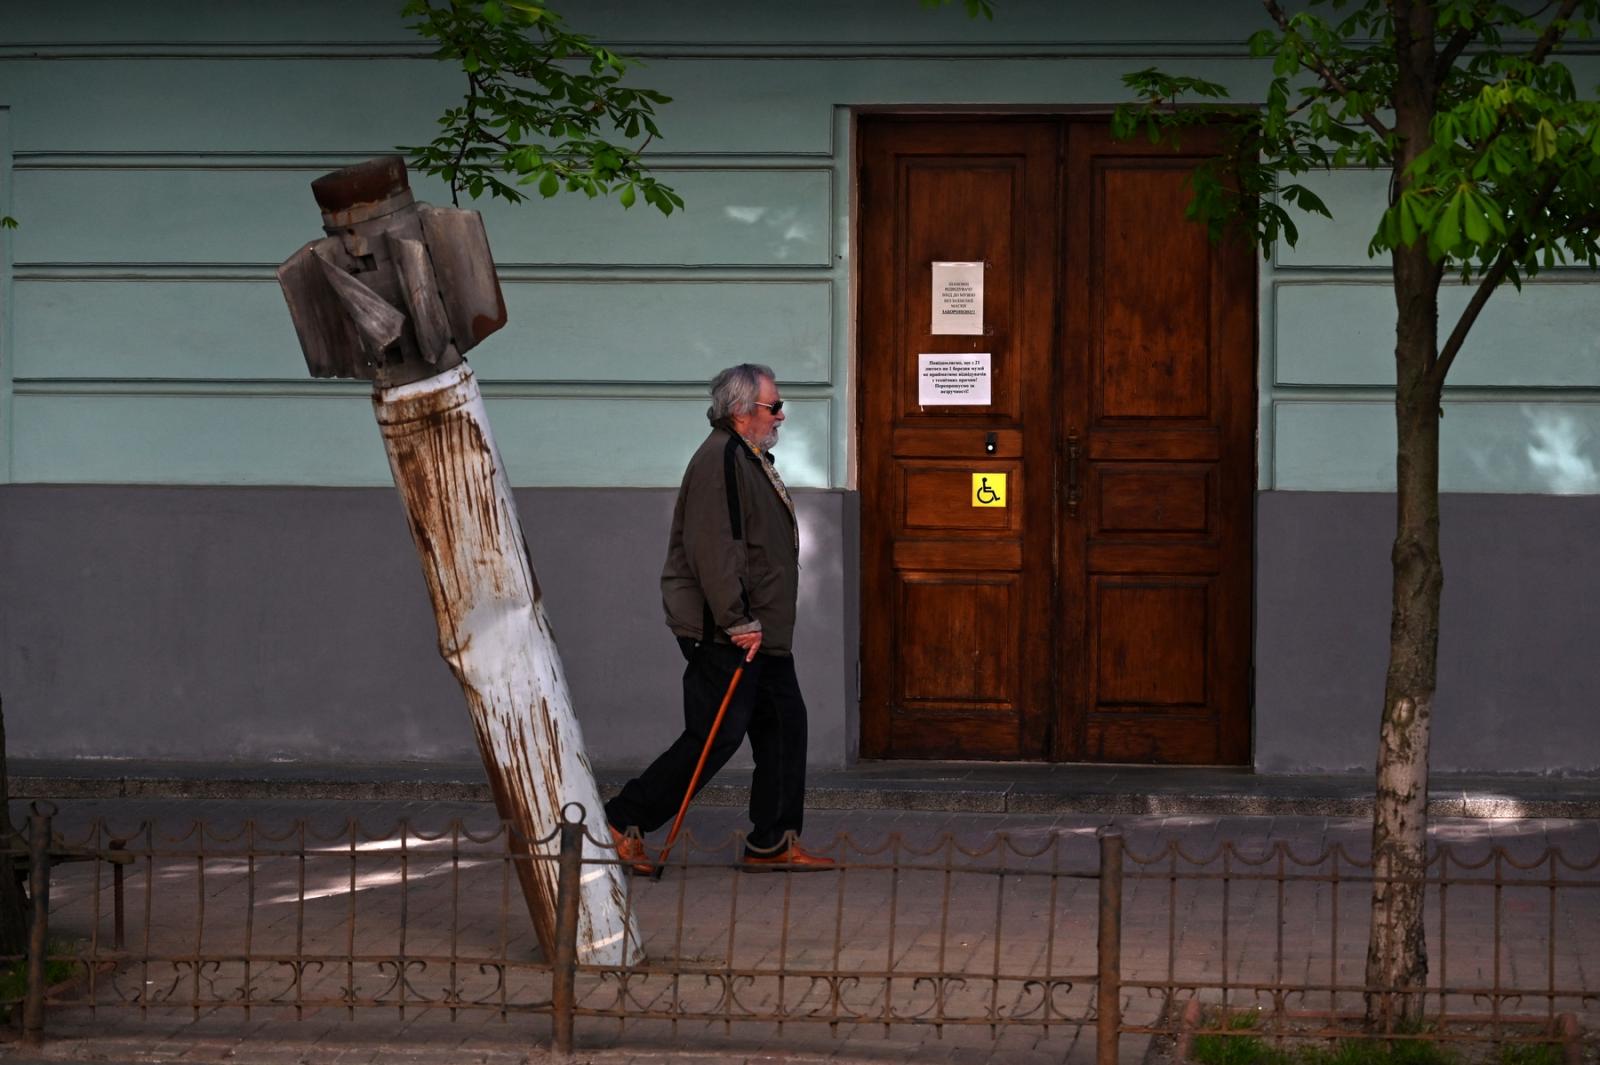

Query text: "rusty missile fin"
[313, 245, 406, 356]
[277, 243, 372, 379]
[417, 205, 507, 353]
[390, 236, 453, 365]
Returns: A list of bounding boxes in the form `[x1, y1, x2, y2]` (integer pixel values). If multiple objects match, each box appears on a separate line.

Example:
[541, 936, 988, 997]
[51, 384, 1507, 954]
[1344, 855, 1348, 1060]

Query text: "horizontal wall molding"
[13, 276, 835, 385]
[0, 44, 1280, 60]
[12, 166, 834, 269]
[0, 55, 1282, 157]
[11, 153, 833, 168]
[1273, 385, 1600, 401]
[10, 393, 834, 488]
[1273, 398, 1600, 494]
[12, 0, 1590, 58]
[1275, 278, 1600, 388]
[12, 42, 1595, 60]
[11, 380, 840, 398]
[14, 265, 840, 282]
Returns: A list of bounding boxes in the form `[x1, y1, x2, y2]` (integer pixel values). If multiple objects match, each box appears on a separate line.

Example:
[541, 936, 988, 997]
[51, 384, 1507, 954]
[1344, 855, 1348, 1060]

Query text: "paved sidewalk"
[3, 797, 1598, 1065]
[14, 759, 1600, 818]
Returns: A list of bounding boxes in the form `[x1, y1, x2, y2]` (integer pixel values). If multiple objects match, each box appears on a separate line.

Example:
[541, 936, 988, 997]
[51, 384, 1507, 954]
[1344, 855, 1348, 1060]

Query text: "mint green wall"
[1267, 166, 1600, 493]
[3, 3, 1598, 493]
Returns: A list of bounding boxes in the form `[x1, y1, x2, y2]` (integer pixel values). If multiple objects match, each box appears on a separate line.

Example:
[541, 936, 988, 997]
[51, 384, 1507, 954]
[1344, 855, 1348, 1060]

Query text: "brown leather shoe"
[608, 824, 654, 876]
[742, 840, 838, 872]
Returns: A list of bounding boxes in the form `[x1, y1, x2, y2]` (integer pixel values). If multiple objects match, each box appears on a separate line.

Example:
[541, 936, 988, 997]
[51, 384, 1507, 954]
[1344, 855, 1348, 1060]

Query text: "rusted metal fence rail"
[6, 805, 1600, 1061]
[1121, 835, 1600, 1052]
[5, 806, 1105, 1054]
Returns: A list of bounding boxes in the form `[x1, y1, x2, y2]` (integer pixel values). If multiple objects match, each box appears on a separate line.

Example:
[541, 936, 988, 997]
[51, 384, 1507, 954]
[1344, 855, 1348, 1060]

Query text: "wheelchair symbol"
[971, 472, 1007, 507]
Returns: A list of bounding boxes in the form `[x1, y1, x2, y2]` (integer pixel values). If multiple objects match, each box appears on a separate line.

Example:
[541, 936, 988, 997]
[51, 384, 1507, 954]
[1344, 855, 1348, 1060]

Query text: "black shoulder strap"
[721, 434, 744, 542]
[704, 433, 747, 644]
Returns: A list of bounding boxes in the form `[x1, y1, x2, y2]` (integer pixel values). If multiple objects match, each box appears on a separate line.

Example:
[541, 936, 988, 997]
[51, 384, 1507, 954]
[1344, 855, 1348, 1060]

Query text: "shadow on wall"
[723, 204, 821, 263]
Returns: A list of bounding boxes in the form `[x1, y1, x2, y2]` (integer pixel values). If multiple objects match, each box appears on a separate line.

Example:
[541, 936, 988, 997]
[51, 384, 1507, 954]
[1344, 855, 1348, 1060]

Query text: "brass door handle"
[1065, 428, 1081, 518]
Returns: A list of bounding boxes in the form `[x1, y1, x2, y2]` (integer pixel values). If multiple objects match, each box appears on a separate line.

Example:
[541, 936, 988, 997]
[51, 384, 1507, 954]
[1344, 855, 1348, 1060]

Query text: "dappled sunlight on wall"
[794, 503, 842, 622]
[1462, 405, 1600, 493]
[1523, 407, 1600, 494]
[723, 203, 823, 263]
[772, 418, 826, 488]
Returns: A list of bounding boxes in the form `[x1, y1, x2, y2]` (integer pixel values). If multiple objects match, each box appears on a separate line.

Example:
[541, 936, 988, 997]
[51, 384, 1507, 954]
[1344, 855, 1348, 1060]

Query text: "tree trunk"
[1365, 0, 1444, 1026]
[0, 694, 28, 958]
[1365, 242, 1444, 1024]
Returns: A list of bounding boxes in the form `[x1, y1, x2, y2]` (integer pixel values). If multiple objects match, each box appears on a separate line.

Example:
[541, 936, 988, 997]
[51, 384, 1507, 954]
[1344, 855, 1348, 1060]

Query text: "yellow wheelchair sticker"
[972, 473, 1007, 508]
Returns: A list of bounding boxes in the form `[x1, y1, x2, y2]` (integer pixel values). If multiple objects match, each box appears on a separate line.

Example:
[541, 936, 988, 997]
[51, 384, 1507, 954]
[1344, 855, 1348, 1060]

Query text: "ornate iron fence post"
[551, 806, 585, 1057]
[22, 806, 52, 1046]
[1097, 828, 1124, 1065]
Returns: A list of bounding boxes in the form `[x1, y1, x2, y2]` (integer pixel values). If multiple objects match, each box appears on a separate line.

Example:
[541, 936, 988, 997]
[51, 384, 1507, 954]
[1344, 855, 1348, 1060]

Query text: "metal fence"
[5, 803, 1599, 1061]
[1120, 833, 1600, 1057]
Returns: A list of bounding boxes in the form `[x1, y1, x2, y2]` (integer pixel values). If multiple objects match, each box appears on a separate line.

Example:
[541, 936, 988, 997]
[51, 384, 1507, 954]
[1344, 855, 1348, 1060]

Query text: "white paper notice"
[918, 353, 992, 406]
[931, 261, 984, 335]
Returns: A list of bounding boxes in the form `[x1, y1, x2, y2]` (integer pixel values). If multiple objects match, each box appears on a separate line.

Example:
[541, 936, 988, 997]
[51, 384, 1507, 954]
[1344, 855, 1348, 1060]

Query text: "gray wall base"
[1255, 491, 1600, 774]
[0, 485, 858, 770]
[5, 485, 1596, 775]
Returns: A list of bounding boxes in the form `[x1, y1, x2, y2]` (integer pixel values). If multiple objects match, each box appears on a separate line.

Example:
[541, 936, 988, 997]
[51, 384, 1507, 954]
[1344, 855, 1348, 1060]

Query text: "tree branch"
[1429, 249, 1513, 388]
[1261, 0, 1393, 139]
[1531, 0, 1582, 64]
[448, 70, 487, 206]
[1434, 27, 1476, 83]
[1429, 173, 1565, 387]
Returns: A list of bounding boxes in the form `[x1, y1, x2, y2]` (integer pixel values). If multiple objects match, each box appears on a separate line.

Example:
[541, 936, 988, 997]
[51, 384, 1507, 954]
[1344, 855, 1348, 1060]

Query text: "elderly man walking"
[605, 364, 835, 872]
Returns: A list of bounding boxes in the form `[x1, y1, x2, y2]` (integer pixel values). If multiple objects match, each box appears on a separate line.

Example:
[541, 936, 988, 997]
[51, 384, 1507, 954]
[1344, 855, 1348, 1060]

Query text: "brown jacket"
[661, 424, 799, 655]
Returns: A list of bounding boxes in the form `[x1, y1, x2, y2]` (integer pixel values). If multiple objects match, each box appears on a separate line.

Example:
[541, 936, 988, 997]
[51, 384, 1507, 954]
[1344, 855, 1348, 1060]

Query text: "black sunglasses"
[754, 400, 784, 414]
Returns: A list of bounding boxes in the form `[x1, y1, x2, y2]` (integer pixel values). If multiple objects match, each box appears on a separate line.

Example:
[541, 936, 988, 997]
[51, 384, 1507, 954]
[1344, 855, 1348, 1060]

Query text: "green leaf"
[1533, 117, 1558, 161]
[1461, 188, 1491, 244]
[1433, 187, 1466, 256]
[406, 0, 678, 214]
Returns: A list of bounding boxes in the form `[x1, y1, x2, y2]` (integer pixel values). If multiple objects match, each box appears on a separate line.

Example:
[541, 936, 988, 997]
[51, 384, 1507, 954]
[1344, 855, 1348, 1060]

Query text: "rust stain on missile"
[470, 286, 508, 341]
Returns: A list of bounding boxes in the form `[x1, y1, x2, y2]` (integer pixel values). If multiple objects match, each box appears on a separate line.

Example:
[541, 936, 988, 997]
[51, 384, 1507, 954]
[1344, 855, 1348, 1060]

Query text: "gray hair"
[707, 363, 775, 422]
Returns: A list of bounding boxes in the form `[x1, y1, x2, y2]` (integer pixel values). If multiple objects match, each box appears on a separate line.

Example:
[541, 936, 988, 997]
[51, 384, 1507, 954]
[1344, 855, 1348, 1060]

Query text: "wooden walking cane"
[651, 659, 746, 879]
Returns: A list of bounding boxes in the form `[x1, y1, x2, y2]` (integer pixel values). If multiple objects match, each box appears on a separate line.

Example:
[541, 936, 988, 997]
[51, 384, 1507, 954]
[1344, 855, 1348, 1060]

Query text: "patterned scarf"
[741, 437, 799, 550]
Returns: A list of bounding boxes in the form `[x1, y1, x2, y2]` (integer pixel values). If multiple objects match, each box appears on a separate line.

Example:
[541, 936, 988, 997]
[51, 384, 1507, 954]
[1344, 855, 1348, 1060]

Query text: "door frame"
[847, 107, 1259, 765]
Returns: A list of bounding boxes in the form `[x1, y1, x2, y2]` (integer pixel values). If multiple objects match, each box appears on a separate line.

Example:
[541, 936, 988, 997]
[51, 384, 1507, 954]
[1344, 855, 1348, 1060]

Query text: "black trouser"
[604, 637, 808, 854]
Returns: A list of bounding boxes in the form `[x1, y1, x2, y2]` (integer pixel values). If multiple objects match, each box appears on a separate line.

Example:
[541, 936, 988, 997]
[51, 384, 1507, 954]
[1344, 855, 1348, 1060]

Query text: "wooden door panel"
[893, 427, 1023, 459]
[862, 116, 1252, 766]
[1061, 122, 1254, 765]
[1086, 718, 1222, 764]
[1093, 465, 1214, 537]
[1096, 164, 1215, 422]
[894, 540, 1024, 571]
[1091, 579, 1210, 708]
[898, 161, 1022, 422]
[1088, 429, 1220, 462]
[860, 117, 1057, 760]
[1087, 543, 1222, 575]
[893, 570, 1025, 760]
[1086, 575, 1223, 764]
[898, 575, 1019, 705]
[901, 461, 1021, 532]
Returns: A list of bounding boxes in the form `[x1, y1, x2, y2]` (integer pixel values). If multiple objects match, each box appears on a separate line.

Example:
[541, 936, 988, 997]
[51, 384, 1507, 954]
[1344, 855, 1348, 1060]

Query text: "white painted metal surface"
[375, 362, 641, 966]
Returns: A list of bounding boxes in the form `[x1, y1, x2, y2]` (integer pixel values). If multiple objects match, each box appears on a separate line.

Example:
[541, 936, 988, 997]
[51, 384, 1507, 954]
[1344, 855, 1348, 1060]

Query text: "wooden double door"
[858, 116, 1254, 764]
